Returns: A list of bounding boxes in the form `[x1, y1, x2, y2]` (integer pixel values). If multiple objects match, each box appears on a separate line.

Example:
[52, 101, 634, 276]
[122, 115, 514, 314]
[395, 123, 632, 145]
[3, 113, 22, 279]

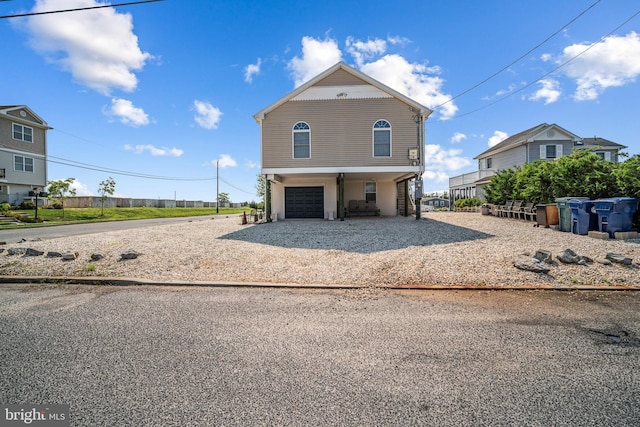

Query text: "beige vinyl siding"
[0, 116, 46, 155]
[314, 69, 368, 86]
[262, 97, 418, 168]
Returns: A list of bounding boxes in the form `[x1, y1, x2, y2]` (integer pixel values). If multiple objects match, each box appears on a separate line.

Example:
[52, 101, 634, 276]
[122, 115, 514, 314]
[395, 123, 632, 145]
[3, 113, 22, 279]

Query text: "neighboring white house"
[0, 105, 51, 205]
[449, 123, 627, 203]
[254, 62, 432, 220]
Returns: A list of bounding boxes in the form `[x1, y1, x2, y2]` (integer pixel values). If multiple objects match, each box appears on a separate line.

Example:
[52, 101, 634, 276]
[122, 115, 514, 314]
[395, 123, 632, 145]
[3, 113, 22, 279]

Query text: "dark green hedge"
[483, 149, 639, 204]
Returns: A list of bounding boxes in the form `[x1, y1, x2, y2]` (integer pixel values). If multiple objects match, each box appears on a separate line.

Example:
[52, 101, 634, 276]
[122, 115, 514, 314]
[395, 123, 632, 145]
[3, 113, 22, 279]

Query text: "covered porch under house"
[263, 171, 417, 221]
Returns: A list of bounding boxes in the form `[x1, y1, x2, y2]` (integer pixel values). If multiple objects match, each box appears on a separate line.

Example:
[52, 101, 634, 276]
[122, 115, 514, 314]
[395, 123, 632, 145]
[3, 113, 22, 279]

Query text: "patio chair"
[523, 203, 537, 221]
[348, 200, 358, 217]
[508, 200, 523, 219]
[497, 200, 513, 218]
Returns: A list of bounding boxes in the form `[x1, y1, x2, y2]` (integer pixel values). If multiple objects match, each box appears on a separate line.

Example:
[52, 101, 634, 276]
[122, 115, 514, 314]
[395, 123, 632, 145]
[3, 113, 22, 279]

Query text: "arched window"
[373, 120, 391, 157]
[292, 122, 310, 159]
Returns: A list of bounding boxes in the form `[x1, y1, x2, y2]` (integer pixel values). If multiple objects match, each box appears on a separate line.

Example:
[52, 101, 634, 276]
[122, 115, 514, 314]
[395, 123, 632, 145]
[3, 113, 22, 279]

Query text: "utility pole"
[216, 159, 219, 214]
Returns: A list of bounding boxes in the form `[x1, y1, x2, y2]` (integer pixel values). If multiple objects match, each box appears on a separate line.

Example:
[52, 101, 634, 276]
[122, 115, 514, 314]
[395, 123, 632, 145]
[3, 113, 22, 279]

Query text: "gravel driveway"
[1, 212, 639, 287]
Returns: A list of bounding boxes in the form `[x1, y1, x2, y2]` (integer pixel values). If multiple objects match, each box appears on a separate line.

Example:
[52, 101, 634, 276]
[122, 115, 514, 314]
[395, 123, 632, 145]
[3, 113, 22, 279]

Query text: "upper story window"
[292, 122, 310, 159]
[546, 145, 556, 159]
[486, 157, 493, 169]
[540, 144, 563, 160]
[14, 155, 34, 173]
[596, 151, 612, 161]
[373, 120, 391, 157]
[13, 123, 33, 143]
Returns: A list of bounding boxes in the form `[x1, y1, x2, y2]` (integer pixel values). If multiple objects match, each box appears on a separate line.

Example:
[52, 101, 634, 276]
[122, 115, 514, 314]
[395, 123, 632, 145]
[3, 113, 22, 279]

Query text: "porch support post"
[265, 177, 272, 222]
[338, 173, 345, 221]
[404, 179, 409, 217]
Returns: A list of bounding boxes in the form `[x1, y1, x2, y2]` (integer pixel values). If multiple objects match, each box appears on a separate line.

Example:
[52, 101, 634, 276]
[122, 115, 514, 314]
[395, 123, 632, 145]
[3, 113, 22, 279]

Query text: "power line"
[0, 0, 164, 19]
[451, 7, 640, 120]
[0, 147, 214, 181]
[435, 0, 601, 110]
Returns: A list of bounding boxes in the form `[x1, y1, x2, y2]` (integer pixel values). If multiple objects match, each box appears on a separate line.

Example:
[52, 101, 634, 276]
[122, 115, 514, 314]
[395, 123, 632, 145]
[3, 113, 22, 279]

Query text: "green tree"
[218, 192, 231, 204]
[614, 154, 640, 198]
[47, 178, 76, 218]
[98, 177, 116, 216]
[483, 167, 519, 204]
[256, 174, 266, 198]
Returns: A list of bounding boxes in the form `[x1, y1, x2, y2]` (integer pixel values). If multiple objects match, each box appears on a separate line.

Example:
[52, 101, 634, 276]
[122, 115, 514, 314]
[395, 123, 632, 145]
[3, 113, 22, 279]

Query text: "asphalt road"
[1, 286, 639, 426]
[0, 215, 218, 243]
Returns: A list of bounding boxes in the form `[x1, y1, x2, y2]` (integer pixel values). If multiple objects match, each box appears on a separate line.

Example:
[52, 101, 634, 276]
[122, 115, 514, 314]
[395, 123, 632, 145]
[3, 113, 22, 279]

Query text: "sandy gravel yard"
[1, 212, 639, 288]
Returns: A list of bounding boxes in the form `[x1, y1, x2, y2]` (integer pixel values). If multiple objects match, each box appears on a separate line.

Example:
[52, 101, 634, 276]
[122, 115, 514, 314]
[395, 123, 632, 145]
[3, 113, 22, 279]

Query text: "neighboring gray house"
[0, 106, 51, 205]
[421, 197, 449, 211]
[449, 123, 627, 202]
[254, 62, 432, 220]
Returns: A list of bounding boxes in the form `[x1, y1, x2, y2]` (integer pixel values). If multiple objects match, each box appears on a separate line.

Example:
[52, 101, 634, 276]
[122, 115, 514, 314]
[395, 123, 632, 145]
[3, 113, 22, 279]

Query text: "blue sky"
[2, 0, 639, 201]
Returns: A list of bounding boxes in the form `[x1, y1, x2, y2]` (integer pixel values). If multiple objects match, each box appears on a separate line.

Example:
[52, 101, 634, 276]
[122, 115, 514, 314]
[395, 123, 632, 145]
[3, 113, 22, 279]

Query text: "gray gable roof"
[253, 61, 432, 122]
[474, 123, 625, 159]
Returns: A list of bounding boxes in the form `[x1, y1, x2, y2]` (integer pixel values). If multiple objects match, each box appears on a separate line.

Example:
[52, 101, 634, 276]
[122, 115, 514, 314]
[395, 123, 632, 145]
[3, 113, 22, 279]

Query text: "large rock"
[62, 252, 79, 261]
[534, 250, 552, 263]
[605, 253, 632, 265]
[514, 255, 550, 273]
[25, 248, 44, 257]
[121, 250, 140, 260]
[557, 249, 587, 265]
[7, 248, 27, 256]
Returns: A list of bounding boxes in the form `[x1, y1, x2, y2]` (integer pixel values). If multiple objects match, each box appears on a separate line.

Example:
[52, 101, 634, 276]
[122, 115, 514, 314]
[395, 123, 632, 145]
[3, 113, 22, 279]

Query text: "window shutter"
[540, 145, 546, 159]
[479, 159, 485, 169]
[557, 144, 563, 158]
[605, 152, 612, 161]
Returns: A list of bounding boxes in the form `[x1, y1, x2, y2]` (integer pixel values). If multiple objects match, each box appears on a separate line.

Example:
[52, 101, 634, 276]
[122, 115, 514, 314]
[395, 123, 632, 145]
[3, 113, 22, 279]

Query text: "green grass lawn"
[0, 206, 257, 228]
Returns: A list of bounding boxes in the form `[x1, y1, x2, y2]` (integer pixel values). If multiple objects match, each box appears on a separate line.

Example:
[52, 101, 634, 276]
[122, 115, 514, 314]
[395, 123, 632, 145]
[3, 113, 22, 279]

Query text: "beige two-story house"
[0, 106, 51, 205]
[449, 123, 626, 201]
[254, 62, 432, 220]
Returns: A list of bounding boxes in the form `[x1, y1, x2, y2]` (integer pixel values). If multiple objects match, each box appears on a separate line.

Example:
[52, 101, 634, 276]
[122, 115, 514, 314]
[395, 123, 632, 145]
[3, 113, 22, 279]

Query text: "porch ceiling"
[270, 171, 416, 183]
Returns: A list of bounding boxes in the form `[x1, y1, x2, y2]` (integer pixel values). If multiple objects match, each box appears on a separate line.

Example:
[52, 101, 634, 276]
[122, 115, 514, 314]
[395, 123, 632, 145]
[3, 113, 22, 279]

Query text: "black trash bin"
[568, 199, 597, 235]
[592, 197, 638, 238]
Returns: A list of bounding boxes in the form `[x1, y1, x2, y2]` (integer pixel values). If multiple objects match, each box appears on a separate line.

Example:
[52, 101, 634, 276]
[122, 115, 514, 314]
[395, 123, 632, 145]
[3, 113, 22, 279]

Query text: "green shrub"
[454, 197, 482, 208]
[484, 148, 636, 204]
[0, 202, 10, 212]
[19, 201, 35, 210]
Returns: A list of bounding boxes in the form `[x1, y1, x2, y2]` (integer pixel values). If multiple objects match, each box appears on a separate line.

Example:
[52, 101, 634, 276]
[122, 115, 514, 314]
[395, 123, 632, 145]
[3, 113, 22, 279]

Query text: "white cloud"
[488, 131, 509, 147]
[424, 144, 472, 172]
[20, 0, 151, 95]
[450, 132, 467, 144]
[287, 36, 343, 87]
[286, 35, 457, 119]
[70, 179, 93, 196]
[105, 98, 149, 127]
[245, 160, 259, 169]
[422, 170, 450, 184]
[244, 58, 261, 83]
[550, 32, 640, 101]
[216, 154, 237, 168]
[529, 78, 561, 104]
[124, 144, 183, 157]
[193, 100, 223, 130]
[346, 36, 387, 67]
[359, 54, 457, 120]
